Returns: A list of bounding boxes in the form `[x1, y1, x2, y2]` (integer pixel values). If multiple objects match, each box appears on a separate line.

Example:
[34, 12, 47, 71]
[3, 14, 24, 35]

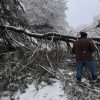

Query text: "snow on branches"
[20, 0, 68, 33]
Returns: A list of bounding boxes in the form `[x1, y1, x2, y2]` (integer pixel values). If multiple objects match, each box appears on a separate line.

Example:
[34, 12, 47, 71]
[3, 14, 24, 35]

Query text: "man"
[72, 32, 97, 82]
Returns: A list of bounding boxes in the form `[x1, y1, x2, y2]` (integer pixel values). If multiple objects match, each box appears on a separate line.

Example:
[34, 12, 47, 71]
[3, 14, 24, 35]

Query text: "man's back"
[72, 38, 96, 61]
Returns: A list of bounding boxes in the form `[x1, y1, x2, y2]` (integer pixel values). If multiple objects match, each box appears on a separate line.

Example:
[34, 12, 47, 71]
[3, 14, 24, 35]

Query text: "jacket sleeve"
[89, 40, 96, 53]
[72, 43, 76, 54]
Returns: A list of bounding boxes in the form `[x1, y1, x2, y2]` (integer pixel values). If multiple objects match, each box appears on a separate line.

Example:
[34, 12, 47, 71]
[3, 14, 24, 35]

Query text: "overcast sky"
[67, 0, 100, 28]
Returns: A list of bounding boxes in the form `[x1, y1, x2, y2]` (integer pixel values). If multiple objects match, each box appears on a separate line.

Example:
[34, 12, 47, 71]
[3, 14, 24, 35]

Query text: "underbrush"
[0, 47, 68, 93]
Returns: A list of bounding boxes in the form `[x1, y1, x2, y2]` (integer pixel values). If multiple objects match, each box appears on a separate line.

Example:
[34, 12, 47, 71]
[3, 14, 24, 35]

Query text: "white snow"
[0, 79, 68, 100]
[68, 71, 75, 76]
[0, 97, 10, 100]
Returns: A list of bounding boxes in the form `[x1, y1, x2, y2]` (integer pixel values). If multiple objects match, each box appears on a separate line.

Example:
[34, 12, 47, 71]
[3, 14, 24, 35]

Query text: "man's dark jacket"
[72, 37, 96, 61]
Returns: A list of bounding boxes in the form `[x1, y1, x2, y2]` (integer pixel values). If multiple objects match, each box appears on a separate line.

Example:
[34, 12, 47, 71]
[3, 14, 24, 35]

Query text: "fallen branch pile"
[0, 24, 100, 93]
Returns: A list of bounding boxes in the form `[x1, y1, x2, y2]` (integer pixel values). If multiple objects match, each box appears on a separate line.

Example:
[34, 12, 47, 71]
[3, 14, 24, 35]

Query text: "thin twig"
[19, 43, 41, 71]
[38, 64, 58, 79]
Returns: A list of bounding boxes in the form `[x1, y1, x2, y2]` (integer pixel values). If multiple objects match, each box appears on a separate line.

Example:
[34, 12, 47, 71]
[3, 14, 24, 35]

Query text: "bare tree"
[20, 0, 68, 33]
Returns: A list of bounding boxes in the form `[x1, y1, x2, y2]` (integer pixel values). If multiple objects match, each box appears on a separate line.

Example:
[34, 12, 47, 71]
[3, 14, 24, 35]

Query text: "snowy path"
[1, 79, 68, 100]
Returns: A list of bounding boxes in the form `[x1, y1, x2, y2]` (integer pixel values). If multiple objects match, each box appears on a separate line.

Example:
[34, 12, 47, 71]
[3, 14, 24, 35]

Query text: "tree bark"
[0, 25, 100, 44]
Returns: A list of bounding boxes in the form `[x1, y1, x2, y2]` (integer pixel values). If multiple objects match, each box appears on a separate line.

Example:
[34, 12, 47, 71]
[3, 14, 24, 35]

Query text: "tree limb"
[0, 25, 100, 43]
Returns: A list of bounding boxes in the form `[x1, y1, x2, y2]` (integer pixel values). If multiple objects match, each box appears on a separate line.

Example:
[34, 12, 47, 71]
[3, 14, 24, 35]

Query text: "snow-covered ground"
[0, 79, 68, 100]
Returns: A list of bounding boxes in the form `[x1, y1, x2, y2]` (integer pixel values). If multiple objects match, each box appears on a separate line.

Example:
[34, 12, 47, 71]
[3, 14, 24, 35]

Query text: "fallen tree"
[1, 25, 100, 42]
[0, 24, 100, 55]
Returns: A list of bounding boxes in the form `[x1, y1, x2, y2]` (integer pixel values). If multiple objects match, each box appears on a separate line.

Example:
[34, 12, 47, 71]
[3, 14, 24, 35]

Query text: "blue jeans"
[76, 60, 97, 81]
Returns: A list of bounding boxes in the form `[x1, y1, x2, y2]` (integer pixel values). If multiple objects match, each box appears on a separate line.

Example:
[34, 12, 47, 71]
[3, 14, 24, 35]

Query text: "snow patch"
[68, 71, 74, 76]
[1, 79, 68, 100]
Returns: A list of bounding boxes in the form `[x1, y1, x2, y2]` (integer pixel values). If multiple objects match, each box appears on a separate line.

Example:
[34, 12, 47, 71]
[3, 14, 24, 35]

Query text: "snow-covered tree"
[0, 0, 29, 27]
[20, 0, 68, 33]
